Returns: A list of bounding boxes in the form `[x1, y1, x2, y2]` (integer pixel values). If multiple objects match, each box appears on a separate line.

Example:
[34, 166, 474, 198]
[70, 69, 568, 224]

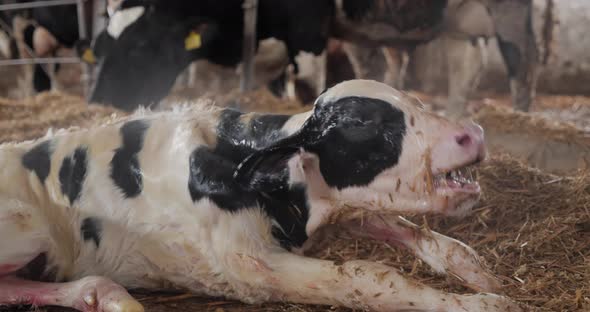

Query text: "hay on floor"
[0, 92, 123, 143]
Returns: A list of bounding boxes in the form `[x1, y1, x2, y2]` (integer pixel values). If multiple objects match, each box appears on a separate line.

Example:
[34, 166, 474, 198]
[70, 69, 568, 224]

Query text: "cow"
[0, 80, 530, 312]
[331, 0, 543, 119]
[0, 0, 92, 93]
[83, 0, 543, 119]
[84, 9, 228, 111]
[78, 0, 333, 110]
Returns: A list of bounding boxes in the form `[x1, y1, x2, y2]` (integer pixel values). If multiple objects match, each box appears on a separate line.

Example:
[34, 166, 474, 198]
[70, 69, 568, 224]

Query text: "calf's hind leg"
[0, 276, 143, 312]
[0, 200, 143, 312]
[0, 199, 51, 277]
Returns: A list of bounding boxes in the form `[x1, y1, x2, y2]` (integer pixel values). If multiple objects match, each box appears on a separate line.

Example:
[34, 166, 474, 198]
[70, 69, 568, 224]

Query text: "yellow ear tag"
[185, 32, 201, 51]
[82, 48, 96, 64]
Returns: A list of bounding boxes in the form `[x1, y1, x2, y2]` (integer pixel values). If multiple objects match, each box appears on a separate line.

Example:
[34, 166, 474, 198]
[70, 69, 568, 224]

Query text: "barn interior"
[0, 0, 588, 311]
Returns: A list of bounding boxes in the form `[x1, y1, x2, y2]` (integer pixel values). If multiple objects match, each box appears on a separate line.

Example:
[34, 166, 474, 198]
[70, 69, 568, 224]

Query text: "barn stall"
[0, 0, 588, 312]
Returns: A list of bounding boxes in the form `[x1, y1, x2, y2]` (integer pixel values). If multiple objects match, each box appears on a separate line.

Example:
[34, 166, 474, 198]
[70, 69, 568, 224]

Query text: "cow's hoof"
[102, 298, 145, 312]
[77, 276, 144, 312]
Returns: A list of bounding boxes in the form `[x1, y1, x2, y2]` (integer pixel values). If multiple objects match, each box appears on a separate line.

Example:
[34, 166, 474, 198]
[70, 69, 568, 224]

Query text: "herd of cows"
[0, 0, 548, 119]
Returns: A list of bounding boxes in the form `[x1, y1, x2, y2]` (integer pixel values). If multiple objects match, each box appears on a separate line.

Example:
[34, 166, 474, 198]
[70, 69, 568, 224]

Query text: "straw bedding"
[0, 92, 121, 143]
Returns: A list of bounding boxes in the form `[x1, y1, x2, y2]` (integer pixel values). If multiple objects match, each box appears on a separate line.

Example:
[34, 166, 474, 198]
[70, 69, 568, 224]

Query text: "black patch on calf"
[188, 110, 309, 249]
[267, 183, 310, 250]
[59, 147, 88, 204]
[307, 96, 406, 189]
[15, 253, 52, 282]
[22, 140, 53, 183]
[81, 217, 102, 247]
[236, 97, 407, 190]
[233, 98, 407, 246]
[188, 146, 256, 211]
[497, 36, 521, 78]
[110, 120, 150, 198]
[189, 110, 291, 207]
[188, 146, 308, 249]
[216, 109, 290, 158]
[207, 109, 290, 188]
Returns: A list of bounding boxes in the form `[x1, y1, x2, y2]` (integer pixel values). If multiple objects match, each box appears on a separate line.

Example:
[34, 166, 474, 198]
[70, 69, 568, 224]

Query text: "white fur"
[107, 7, 145, 39]
[317, 78, 404, 106]
[0, 30, 11, 59]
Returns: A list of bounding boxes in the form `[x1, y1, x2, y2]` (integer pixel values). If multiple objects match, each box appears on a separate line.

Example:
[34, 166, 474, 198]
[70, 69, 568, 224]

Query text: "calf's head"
[235, 80, 485, 236]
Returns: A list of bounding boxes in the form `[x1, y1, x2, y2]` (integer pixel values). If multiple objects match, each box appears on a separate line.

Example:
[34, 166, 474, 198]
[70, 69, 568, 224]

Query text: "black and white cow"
[4, 1, 88, 93]
[86, 9, 226, 111]
[81, 0, 332, 111]
[0, 80, 529, 311]
[84, 0, 542, 119]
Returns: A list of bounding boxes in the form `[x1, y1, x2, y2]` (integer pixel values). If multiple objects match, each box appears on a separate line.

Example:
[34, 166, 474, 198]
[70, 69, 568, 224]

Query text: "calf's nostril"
[455, 134, 472, 147]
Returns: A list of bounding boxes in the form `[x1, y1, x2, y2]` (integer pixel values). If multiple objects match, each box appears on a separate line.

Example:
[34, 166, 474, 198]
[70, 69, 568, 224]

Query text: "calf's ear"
[233, 124, 318, 192]
[233, 145, 300, 192]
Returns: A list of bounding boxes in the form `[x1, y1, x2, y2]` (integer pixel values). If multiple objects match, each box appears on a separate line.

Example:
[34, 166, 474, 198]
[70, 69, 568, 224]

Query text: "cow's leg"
[33, 64, 52, 93]
[288, 51, 327, 102]
[381, 47, 401, 87]
[341, 42, 365, 79]
[0, 276, 143, 312]
[248, 253, 525, 311]
[488, 0, 539, 112]
[342, 42, 388, 82]
[381, 47, 410, 90]
[354, 215, 502, 293]
[445, 36, 484, 120]
[296, 51, 327, 97]
[397, 50, 410, 90]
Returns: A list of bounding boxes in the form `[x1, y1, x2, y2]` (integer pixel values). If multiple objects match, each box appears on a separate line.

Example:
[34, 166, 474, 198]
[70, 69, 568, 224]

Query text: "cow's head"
[86, 7, 224, 111]
[235, 80, 485, 237]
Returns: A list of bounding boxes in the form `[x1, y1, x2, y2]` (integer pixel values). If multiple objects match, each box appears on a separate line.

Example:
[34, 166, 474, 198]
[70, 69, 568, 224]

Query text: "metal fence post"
[240, 0, 258, 92]
[0, 0, 94, 97]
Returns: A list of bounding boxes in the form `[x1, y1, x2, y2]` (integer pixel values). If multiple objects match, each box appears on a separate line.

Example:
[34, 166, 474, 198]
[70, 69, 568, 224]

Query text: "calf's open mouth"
[433, 163, 480, 193]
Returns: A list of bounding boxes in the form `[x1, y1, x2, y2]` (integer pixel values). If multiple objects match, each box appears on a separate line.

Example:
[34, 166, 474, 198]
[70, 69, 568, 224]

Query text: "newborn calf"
[0, 80, 527, 311]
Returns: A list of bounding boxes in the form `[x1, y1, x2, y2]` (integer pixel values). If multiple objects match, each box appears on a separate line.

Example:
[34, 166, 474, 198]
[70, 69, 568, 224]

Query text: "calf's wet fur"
[0, 80, 531, 311]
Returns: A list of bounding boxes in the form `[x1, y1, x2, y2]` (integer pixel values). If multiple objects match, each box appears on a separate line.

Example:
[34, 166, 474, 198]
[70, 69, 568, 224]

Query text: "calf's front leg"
[245, 252, 526, 312]
[357, 215, 502, 293]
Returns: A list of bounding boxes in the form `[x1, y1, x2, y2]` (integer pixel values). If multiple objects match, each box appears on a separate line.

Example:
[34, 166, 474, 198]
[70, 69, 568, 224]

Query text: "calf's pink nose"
[455, 133, 472, 147]
[455, 123, 486, 161]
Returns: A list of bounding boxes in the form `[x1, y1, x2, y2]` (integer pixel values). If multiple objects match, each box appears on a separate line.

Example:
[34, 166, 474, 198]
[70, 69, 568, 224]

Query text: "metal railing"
[0, 57, 82, 65]
[0, 0, 80, 11]
[0, 0, 93, 95]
